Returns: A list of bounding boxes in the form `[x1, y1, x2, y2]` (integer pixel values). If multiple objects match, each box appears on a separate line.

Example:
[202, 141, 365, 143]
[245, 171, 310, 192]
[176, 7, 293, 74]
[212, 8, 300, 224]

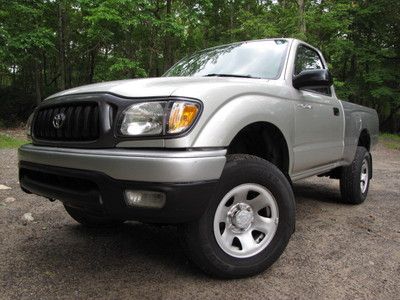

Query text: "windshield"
[164, 39, 289, 79]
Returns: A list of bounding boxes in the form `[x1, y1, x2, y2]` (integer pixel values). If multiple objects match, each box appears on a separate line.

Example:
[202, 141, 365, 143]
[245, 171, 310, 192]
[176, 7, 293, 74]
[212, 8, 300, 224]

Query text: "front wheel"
[179, 154, 296, 278]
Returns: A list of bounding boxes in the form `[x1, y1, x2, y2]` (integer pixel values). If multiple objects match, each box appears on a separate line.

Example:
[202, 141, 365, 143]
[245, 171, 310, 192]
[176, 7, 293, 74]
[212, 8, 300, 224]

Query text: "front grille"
[33, 103, 99, 141]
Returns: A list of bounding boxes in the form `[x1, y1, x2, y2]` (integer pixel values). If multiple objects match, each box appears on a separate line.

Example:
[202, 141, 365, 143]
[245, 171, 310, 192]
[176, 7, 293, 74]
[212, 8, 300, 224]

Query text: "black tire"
[179, 154, 296, 278]
[340, 146, 371, 204]
[64, 205, 125, 227]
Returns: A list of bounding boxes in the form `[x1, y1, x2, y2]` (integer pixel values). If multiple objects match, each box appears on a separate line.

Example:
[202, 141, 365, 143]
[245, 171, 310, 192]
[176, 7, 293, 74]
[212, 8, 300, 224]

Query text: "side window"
[294, 45, 323, 75]
[294, 45, 331, 96]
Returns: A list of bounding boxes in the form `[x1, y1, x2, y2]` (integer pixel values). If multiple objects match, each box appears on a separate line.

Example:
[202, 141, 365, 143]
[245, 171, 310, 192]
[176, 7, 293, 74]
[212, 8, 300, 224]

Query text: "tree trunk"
[341, 56, 348, 81]
[42, 52, 48, 86]
[163, 0, 173, 71]
[297, 0, 306, 35]
[34, 60, 42, 105]
[88, 48, 96, 84]
[58, 1, 67, 90]
[230, 0, 234, 40]
[149, 50, 154, 77]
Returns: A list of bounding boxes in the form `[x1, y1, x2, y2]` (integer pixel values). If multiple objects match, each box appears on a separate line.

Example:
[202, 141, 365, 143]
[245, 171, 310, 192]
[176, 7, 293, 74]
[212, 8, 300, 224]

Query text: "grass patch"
[0, 133, 28, 149]
[380, 133, 400, 150]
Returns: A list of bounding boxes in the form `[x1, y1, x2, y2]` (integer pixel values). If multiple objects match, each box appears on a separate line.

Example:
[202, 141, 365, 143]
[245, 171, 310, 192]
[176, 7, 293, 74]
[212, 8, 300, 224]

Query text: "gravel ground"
[0, 144, 399, 299]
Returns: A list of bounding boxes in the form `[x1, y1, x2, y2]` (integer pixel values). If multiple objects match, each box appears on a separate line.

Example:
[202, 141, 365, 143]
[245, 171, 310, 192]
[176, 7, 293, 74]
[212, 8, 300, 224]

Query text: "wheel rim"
[213, 183, 279, 258]
[360, 158, 369, 194]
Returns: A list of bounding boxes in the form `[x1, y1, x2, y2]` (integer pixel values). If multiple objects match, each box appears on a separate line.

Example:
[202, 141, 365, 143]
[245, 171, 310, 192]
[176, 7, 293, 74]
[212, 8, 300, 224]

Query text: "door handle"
[333, 107, 340, 116]
[297, 104, 312, 109]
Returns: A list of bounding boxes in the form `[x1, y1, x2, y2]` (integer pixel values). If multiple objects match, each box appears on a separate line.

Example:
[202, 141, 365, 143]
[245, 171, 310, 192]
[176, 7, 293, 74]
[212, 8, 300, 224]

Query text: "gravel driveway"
[0, 144, 399, 299]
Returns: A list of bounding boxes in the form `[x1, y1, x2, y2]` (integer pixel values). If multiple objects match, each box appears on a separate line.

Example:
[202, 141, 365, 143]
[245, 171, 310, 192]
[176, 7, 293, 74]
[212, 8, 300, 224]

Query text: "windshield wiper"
[203, 73, 261, 79]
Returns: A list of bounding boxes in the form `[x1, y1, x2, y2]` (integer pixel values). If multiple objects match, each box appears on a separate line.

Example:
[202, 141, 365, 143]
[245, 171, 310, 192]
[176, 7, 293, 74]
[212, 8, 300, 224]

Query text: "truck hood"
[46, 76, 279, 101]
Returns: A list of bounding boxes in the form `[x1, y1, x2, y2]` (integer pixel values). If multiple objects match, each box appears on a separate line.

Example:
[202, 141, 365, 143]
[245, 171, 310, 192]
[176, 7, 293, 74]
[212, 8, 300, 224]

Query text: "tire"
[340, 146, 371, 204]
[179, 154, 296, 278]
[64, 205, 125, 227]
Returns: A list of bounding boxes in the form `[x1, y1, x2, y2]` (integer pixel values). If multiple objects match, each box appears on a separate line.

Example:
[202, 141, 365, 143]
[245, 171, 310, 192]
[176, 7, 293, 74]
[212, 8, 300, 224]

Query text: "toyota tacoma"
[19, 38, 379, 278]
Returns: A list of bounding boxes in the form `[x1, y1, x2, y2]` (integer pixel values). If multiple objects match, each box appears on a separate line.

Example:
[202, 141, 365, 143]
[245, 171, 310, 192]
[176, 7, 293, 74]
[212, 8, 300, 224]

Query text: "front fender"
[193, 95, 294, 148]
[163, 94, 294, 174]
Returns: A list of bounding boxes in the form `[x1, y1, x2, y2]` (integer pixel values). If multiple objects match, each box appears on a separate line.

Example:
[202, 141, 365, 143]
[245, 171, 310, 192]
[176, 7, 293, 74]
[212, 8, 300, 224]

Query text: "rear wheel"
[340, 146, 371, 204]
[179, 154, 295, 278]
[64, 205, 125, 227]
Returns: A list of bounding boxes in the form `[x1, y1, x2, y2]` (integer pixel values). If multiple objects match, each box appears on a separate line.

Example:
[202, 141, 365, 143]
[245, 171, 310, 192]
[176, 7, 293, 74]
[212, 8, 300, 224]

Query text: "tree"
[0, 0, 399, 132]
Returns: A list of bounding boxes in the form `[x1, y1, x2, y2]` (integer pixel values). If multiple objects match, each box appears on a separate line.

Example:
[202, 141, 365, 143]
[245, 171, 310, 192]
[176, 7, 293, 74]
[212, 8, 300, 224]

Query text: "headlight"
[120, 100, 201, 136]
[26, 112, 35, 140]
[120, 102, 165, 136]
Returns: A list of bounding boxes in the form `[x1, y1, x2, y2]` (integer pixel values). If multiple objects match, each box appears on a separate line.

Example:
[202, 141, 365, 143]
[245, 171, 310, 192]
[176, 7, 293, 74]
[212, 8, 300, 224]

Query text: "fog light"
[124, 190, 166, 209]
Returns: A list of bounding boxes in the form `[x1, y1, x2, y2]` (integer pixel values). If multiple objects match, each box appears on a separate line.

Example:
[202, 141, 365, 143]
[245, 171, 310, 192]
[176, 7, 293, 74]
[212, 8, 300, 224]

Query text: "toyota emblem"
[53, 113, 66, 129]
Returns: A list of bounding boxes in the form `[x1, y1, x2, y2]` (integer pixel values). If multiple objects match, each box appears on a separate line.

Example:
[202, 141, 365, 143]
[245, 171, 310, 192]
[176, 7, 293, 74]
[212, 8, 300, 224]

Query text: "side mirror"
[293, 69, 333, 89]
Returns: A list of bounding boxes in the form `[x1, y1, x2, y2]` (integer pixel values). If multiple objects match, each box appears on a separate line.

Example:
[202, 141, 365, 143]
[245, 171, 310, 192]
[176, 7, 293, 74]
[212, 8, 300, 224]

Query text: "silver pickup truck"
[19, 38, 378, 278]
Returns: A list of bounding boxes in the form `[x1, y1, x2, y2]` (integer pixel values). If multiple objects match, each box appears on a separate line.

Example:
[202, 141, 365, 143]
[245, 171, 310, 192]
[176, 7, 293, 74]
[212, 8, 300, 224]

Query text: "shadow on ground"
[12, 181, 341, 282]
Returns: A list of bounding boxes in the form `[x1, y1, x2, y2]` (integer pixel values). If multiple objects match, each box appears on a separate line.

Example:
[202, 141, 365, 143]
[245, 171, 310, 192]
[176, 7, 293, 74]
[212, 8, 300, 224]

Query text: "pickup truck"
[19, 38, 379, 278]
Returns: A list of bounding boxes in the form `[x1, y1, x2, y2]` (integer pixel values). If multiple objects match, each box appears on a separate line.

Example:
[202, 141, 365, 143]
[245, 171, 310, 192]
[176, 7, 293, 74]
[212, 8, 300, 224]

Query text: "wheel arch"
[358, 129, 373, 179]
[358, 128, 371, 151]
[226, 122, 291, 177]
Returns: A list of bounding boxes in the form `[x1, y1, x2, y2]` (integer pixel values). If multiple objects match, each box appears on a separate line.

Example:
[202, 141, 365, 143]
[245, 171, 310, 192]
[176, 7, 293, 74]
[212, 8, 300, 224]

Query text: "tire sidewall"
[360, 151, 371, 200]
[196, 156, 295, 274]
[340, 146, 372, 204]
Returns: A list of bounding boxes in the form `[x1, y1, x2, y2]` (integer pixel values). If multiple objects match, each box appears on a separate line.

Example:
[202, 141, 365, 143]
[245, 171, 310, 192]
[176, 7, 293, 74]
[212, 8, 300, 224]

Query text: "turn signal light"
[168, 102, 200, 134]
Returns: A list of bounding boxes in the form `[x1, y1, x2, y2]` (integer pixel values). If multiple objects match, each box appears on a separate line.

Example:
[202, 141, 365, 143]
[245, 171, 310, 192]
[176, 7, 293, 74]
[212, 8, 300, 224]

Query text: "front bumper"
[18, 145, 226, 223]
[18, 144, 226, 182]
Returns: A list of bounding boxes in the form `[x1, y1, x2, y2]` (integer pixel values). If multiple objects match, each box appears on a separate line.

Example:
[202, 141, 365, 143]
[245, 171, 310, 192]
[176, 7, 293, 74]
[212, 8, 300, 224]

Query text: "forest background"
[1, 0, 399, 132]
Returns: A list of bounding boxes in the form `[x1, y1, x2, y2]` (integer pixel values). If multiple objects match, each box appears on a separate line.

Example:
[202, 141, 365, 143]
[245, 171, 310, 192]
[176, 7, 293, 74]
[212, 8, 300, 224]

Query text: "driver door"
[292, 45, 344, 173]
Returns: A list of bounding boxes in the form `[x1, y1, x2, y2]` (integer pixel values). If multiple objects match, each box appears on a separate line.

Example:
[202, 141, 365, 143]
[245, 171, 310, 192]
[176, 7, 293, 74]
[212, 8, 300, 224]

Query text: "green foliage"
[105, 58, 147, 80]
[380, 133, 400, 150]
[0, 0, 399, 131]
[0, 134, 28, 149]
